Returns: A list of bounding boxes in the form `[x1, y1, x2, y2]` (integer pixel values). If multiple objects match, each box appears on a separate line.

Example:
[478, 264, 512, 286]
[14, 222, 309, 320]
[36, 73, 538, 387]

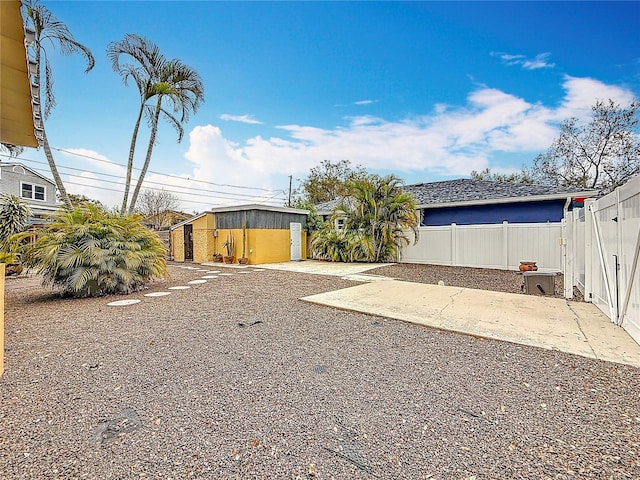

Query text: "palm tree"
[107, 35, 204, 214]
[127, 59, 204, 212]
[0, 144, 24, 158]
[106, 34, 166, 214]
[22, 0, 95, 209]
[333, 175, 419, 262]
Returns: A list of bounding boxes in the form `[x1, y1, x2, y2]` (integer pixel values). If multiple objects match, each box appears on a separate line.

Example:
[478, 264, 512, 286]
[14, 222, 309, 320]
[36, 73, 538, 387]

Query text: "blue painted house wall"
[422, 199, 566, 226]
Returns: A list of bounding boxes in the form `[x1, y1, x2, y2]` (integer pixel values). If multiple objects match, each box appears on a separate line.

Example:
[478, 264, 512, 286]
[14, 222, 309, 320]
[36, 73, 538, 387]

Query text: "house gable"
[0, 163, 59, 219]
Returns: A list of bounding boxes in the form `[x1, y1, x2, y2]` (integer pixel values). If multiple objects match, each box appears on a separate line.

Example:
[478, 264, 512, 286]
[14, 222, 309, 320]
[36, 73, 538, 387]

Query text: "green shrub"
[20, 204, 168, 297]
[0, 194, 31, 246]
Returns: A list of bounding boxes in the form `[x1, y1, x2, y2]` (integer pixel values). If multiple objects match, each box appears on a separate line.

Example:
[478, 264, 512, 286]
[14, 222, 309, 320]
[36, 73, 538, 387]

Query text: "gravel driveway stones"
[1, 263, 639, 479]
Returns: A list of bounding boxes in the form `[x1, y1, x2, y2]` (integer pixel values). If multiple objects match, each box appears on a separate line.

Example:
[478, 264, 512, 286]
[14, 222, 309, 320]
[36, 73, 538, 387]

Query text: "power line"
[2, 154, 289, 204]
[50, 177, 286, 206]
[50, 146, 277, 193]
[8, 155, 288, 201]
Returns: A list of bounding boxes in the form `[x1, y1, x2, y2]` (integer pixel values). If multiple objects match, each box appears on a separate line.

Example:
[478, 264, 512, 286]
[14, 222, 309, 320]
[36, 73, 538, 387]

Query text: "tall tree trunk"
[121, 104, 145, 214]
[40, 127, 71, 209]
[34, 49, 71, 209]
[128, 97, 162, 213]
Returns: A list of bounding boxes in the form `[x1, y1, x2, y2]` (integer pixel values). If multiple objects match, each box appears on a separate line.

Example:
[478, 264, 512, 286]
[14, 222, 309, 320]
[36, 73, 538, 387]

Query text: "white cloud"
[58, 148, 126, 208]
[492, 51, 555, 70]
[219, 114, 262, 124]
[522, 53, 555, 70]
[59, 76, 637, 210]
[335, 99, 378, 107]
[555, 75, 637, 121]
[179, 125, 287, 208]
[178, 76, 637, 198]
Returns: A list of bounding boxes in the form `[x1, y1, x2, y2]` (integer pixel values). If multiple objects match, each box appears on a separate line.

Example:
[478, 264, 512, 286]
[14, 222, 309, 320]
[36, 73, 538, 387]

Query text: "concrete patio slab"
[302, 280, 640, 367]
[251, 260, 393, 277]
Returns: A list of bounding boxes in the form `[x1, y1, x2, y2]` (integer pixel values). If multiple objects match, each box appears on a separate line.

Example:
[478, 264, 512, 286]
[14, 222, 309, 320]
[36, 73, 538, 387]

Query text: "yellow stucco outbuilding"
[171, 205, 309, 265]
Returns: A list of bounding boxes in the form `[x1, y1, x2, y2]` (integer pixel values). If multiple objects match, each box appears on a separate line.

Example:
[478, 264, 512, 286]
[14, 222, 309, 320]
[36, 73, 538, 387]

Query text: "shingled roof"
[315, 179, 597, 213]
[404, 179, 597, 208]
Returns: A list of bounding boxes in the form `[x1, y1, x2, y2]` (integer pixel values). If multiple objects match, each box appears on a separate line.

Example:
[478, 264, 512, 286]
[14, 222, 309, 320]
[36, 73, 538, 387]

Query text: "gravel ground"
[1, 263, 638, 479]
[368, 263, 571, 299]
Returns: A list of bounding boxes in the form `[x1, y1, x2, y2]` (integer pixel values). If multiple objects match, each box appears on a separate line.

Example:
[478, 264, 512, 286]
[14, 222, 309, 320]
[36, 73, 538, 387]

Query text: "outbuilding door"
[184, 224, 193, 261]
[290, 222, 302, 261]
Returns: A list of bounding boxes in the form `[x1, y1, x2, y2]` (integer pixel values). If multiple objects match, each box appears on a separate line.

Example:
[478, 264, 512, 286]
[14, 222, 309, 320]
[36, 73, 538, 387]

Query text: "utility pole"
[288, 175, 292, 207]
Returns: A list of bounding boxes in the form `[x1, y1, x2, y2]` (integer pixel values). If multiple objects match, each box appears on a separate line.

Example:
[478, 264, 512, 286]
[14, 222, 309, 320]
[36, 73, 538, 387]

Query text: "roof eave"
[1, 162, 56, 186]
[417, 190, 598, 209]
[0, 0, 38, 148]
[208, 204, 309, 215]
[170, 211, 208, 231]
[170, 205, 310, 231]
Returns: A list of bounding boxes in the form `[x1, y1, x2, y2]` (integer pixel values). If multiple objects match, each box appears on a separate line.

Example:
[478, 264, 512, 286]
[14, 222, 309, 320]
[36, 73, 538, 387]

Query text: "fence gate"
[566, 175, 640, 345]
[616, 177, 640, 344]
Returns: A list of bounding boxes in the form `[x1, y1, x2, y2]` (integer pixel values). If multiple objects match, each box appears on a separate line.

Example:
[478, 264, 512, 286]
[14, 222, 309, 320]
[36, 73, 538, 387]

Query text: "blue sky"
[10, 1, 640, 211]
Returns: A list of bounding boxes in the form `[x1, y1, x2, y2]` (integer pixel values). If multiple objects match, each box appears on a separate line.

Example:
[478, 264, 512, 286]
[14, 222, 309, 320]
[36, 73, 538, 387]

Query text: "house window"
[334, 218, 345, 230]
[21, 182, 46, 201]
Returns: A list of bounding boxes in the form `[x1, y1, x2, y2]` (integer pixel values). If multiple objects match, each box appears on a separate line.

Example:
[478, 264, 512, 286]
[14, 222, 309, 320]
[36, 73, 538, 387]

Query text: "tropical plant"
[128, 59, 204, 212]
[0, 143, 24, 158]
[222, 230, 235, 257]
[0, 194, 32, 246]
[0, 194, 32, 272]
[107, 34, 166, 214]
[240, 217, 247, 259]
[67, 193, 105, 209]
[311, 225, 350, 262]
[107, 35, 204, 213]
[18, 204, 168, 297]
[22, 0, 95, 209]
[312, 175, 419, 263]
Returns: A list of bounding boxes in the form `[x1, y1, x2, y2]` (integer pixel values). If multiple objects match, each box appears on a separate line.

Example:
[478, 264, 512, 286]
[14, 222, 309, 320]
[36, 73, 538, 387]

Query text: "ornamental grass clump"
[20, 204, 168, 297]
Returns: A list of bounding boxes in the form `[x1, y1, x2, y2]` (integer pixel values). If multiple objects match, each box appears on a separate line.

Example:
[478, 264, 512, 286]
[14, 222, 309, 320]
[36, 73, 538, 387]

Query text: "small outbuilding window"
[21, 182, 45, 201]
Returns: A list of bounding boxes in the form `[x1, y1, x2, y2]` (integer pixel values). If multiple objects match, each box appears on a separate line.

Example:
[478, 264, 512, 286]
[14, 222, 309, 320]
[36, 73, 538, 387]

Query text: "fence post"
[502, 221, 509, 269]
[451, 223, 457, 266]
[563, 212, 574, 298]
[583, 199, 595, 302]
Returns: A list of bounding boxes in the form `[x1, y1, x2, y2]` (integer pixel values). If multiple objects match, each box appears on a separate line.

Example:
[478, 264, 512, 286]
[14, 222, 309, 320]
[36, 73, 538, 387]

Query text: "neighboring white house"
[0, 162, 59, 223]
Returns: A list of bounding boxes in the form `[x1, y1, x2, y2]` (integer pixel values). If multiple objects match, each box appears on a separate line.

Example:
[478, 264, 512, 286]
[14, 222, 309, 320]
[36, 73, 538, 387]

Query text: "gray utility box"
[523, 272, 556, 295]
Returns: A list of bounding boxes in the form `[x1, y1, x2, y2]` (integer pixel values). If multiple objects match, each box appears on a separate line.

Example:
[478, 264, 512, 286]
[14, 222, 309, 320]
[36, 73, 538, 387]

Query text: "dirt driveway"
[1, 264, 639, 479]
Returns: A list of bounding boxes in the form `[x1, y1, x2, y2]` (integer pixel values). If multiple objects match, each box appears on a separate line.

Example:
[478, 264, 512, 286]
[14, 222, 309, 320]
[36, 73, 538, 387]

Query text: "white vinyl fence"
[400, 221, 564, 272]
[564, 175, 640, 345]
